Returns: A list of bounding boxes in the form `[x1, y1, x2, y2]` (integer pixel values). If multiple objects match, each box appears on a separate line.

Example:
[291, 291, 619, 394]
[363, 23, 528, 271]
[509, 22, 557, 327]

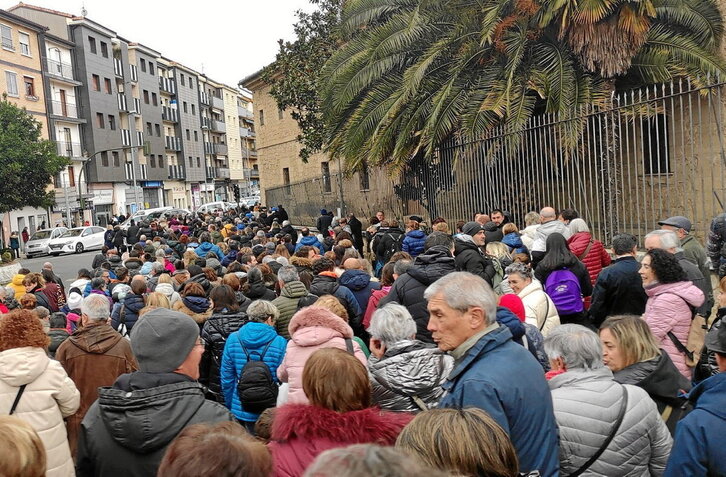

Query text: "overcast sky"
[5, 0, 316, 88]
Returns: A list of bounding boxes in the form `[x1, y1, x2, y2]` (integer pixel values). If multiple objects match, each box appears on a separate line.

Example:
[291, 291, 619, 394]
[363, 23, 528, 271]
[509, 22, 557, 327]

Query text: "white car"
[196, 201, 237, 215]
[121, 207, 190, 229]
[24, 227, 68, 258]
[48, 226, 106, 255]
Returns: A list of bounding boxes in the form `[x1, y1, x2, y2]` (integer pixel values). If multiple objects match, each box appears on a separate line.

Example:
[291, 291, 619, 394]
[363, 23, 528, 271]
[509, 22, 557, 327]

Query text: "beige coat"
[518, 280, 560, 336]
[0, 347, 80, 477]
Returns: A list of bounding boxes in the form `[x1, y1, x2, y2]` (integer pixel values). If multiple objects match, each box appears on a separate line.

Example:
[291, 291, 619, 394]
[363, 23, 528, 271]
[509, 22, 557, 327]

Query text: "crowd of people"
[0, 203, 725, 477]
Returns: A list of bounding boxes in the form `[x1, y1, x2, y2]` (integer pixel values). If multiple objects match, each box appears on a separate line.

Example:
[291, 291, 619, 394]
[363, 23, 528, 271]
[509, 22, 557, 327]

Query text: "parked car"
[195, 201, 236, 215]
[24, 227, 68, 258]
[240, 196, 260, 207]
[121, 207, 189, 229]
[48, 226, 106, 255]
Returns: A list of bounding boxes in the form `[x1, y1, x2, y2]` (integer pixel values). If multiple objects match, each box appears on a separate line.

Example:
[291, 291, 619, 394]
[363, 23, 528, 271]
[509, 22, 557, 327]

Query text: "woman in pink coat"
[277, 306, 367, 404]
[640, 248, 704, 380]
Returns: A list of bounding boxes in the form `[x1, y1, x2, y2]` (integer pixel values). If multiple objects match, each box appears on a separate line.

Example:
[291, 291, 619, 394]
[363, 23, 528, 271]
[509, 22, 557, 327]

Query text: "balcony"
[113, 58, 123, 78]
[207, 166, 231, 180]
[117, 93, 128, 111]
[244, 167, 260, 179]
[200, 92, 210, 106]
[165, 136, 182, 151]
[50, 100, 80, 119]
[210, 95, 224, 110]
[243, 148, 258, 158]
[133, 98, 141, 114]
[56, 141, 83, 158]
[159, 77, 176, 95]
[45, 58, 77, 83]
[210, 119, 225, 132]
[213, 143, 228, 155]
[204, 142, 214, 155]
[121, 129, 131, 146]
[238, 105, 252, 119]
[201, 117, 211, 129]
[240, 127, 257, 138]
[129, 64, 138, 82]
[161, 106, 178, 122]
[168, 164, 185, 180]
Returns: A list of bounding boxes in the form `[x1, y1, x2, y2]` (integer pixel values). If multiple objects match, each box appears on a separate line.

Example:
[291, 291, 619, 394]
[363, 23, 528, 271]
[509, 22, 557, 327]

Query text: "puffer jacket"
[379, 246, 457, 343]
[531, 219, 571, 253]
[339, 269, 380, 317]
[110, 292, 145, 332]
[643, 281, 705, 379]
[363, 286, 391, 330]
[706, 212, 726, 268]
[502, 232, 528, 254]
[123, 258, 143, 276]
[244, 279, 276, 301]
[368, 340, 453, 412]
[173, 295, 212, 328]
[517, 280, 560, 336]
[277, 306, 367, 404]
[294, 235, 323, 253]
[200, 309, 249, 401]
[8, 273, 25, 298]
[454, 235, 497, 286]
[0, 347, 80, 477]
[272, 281, 310, 339]
[48, 329, 70, 358]
[521, 224, 539, 251]
[195, 241, 224, 260]
[567, 232, 612, 285]
[402, 229, 426, 257]
[221, 249, 238, 267]
[220, 322, 287, 421]
[549, 367, 672, 476]
[310, 272, 363, 334]
[154, 283, 181, 306]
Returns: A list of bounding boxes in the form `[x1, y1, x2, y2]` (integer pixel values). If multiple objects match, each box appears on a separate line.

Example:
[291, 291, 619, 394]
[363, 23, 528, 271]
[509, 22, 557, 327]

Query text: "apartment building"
[10, 3, 256, 223]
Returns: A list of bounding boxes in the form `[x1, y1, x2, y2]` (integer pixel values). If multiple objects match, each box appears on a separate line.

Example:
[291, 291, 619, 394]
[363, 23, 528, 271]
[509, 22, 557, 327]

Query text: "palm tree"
[321, 0, 725, 172]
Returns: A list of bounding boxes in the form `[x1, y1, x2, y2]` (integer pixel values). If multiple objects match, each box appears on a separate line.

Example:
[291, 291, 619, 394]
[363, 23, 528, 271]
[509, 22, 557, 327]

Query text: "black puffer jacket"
[188, 274, 211, 296]
[454, 236, 496, 286]
[200, 309, 248, 403]
[244, 280, 276, 301]
[379, 246, 457, 342]
[111, 293, 146, 332]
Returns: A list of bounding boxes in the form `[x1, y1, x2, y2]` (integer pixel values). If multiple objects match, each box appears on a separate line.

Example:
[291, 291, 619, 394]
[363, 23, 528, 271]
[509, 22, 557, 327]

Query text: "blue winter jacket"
[220, 321, 287, 422]
[438, 324, 559, 476]
[339, 269, 380, 317]
[502, 232, 528, 254]
[402, 230, 427, 257]
[110, 293, 146, 332]
[196, 241, 224, 259]
[665, 372, 726, 476]
[221, 249, 239, 267]
[294, 235, 322, 253]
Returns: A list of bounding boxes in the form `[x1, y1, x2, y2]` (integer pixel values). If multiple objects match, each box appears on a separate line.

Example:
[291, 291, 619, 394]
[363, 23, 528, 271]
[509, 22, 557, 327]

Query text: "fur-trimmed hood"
[290, 255, 313, 269]
[288, 306, 353, 342]
[271, 404, 412, 443]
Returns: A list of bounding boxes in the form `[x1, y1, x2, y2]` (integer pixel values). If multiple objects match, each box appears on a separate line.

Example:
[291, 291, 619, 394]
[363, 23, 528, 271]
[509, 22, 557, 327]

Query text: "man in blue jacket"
[426, 272, 559, 477]
[665, 324, 726, 476]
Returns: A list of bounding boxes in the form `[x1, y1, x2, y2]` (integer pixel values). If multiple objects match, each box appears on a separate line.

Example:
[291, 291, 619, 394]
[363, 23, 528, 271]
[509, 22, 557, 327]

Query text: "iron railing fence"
[267, 78, 726, 243]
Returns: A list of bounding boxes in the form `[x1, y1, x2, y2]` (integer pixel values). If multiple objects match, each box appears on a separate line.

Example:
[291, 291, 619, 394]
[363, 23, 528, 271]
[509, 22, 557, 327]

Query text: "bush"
[1, 251, 12, 263]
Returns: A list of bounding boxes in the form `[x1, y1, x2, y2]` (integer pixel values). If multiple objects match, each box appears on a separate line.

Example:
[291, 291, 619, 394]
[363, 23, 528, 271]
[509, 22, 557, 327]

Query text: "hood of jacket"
[454, 235, 484, 255]
[644, 280, 704, 308]
[567, 231, 593, 255]
[689, 372, 726, 419]
[98, 373, 208, 453]
[290, 255, 313, 269]
[154, 283, 176, 298]
[124, 293, 146, 312]
[190, 274, 211, 290]
[183, 295, 211, 314]
[11, 274, 25, 286]
[406, 229, 426, 240]
[0, 347, 49, 387]
[69, 323, 123, 354]
[299, 235, 320, 247]
[407, 246, 457, 286]
[288, 306, 353, 345]
[310, 274, 340, 295]
[196, 241, 217, 255]
[539, 219, 569, 236]
[237, 321, 280, 348]
[246, 280, 272, 299]
[614, 350, 691, 404]
[495, 306, 525, 342]
[70, 278, 90, 290]
[548, 366, 615, 390]
[271, 403, 412, 443]
[281, 281, 309, 299]
[370, 340, 453, 394]
[502, 232, 524, 249]
[339, 269, 375, 291]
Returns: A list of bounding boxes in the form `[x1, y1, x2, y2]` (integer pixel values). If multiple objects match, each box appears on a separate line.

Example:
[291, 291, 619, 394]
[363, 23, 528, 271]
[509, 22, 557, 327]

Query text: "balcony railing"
[210, 119, 225, 132]
[242, 148, 258, 158]
[117, 93, 128, 111]
[201, 117, 211, 129]
[161, 106, 178, 122]
[243, 167, 260, 179]
[130, 64, 138, 82]
[168, 164, 186, 180]
[240, 127, 257, 138]
[210, 95, 224, 110]
[50, 100, 80, 118]
[121, 129, 132, 146]
[200, 92, 210, 106]
[207, 166, 231, 179]
[204, 142, 214, 155]
[213, 143, 228, 155]
[46, 58, 74, 80]
[165, 136, 182, 151]
[159, 77, 176, 95]
[238, 105, 252, 119]
[56, 141, 83, 158]
[113, 58, 123, 78]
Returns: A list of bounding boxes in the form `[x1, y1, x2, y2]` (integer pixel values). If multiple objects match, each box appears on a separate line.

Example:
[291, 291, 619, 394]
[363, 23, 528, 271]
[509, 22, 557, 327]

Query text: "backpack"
[236, 336, 278, 414]
[383, 233, 403, 262]
[544, 268, 583, 315]
[490, 258, 505, 292]
[665, 293, 708, 368]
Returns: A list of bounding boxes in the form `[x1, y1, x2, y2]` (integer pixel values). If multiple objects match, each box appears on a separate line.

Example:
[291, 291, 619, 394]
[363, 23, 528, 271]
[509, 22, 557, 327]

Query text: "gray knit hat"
[130, 308, 200, 373]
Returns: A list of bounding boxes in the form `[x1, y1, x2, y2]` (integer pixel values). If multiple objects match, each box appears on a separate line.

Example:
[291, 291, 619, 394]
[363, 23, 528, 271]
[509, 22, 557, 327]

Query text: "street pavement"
[18, 251, 99, 290]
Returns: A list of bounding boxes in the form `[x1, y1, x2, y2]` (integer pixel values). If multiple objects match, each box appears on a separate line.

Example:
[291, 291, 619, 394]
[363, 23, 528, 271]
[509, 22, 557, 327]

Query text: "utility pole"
[62, 170, 71, 227]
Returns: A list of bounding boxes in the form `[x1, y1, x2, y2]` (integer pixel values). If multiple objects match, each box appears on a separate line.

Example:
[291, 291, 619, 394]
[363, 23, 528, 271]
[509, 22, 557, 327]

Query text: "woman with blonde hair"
[155, 274, 181, 306]
[600, 314, 691, 433]
[275, 244, 291, 259]
[0, 416, 47, 477]
[145, 291, 171, 309]
[396, 408, 519, 477]
[183, 249, 198, 267]
[313, 295, 370, 356]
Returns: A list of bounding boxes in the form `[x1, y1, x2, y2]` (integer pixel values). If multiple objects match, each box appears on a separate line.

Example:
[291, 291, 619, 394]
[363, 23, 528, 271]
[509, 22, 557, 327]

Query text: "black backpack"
[236, 336, 278, 414]
[383, 233, 403, 262]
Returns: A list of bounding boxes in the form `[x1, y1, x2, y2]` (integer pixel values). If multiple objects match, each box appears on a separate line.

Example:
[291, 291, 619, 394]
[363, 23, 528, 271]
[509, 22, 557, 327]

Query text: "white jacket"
[518, 280, 560, 336]
[531, 220, 571, 252]
[521, 224, 539, 250]
[0, 347, 80, 477]
[154, 282, 181, 306]
[549, 367, 672, 476]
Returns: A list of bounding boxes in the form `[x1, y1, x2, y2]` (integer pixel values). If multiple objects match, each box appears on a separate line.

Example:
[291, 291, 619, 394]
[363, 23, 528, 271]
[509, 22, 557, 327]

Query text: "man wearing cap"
[665, 322, 726, 476]
[76, 308, 234, 476]
[659, 215, 710, 284]
[454, 222, 497, 286]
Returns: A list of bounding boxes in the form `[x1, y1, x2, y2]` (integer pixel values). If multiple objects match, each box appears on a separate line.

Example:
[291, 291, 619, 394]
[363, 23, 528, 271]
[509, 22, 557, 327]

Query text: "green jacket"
[210, 230, 224, 245]
[272, 281, 309, 339]
[681, 235, 710, 283]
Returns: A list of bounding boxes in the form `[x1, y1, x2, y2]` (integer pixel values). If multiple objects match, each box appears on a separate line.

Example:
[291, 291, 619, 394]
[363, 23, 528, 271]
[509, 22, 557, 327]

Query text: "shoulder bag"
[9, 384, 27, 415]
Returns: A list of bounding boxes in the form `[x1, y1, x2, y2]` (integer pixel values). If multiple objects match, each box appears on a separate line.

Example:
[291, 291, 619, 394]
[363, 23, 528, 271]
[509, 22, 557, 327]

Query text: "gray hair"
[35, 306, 50, 319]
[393, 259, 412, 276]
[82, 293, 111, 322]
[247, 300, 280, 323]
[645, 229, 680, 250]
[303, 444, 435, 477]
[151, 262, 165, 274]
[367, 303, 417, 347]
[277, 265, 300, 284]
[543, 324, 604, 370]
[505, 261, 533, 280]
[568, 218, 590, 234]
[524, 211, 541, 227]
[155, 248, 165, 258]
[282, 220, 290, 227]
[423, 272, 498, 325]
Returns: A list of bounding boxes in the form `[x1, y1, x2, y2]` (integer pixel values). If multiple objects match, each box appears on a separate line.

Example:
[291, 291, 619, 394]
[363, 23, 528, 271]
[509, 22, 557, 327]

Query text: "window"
[191, 104, 195, 115]
[149, 63, 154, 75]
[91, 74, 100, 91]
[321, 162, 331, 193]
[155, 123, 161, 137]
[100, 41, 108, 58]
[68, 166, 76, 187]
[183, 101, 188, 113]
[108, 114, 116, 130]
[152, 92, 157, 106]
[180, 73, 185, 86]
[18, 32, 30, 56]
[158, 155, 164, 168]
[143, 90, 149, 104]
[5, 71, 17, 96]
[140, 58, 146, 72]
[259, 109, 264, 126]
[149, 154, 156, 168]
[104, 77, 112, 94]
[189, 81, 193, 90]
[283, 167, 291, 194]
[186, 129, 190, 140]
[23, 76, 35, 97]
[194, 130, 198, 141]
[96, 113, 104, 128]
[278, 108, 284, 120]
[88, 36, 96, 54]
[196, 157, 201, 167]
[642, 114, 671, 175]
[146, 122, 152, 135]
[1, 25, 12, 50]
[112, 151, 120, 167]
[188, 156, 193, 166]
[101, 151, 108, 166]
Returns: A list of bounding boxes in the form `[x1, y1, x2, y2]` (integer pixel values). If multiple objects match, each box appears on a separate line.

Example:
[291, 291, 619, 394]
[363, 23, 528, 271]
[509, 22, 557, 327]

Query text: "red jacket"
[567, 232, 611, 285]
[269, 404, 412, 476]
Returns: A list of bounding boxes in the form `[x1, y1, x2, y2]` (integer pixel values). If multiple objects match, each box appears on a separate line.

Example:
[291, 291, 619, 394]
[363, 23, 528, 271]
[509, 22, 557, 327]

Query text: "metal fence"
[266, 78, 726, 242]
